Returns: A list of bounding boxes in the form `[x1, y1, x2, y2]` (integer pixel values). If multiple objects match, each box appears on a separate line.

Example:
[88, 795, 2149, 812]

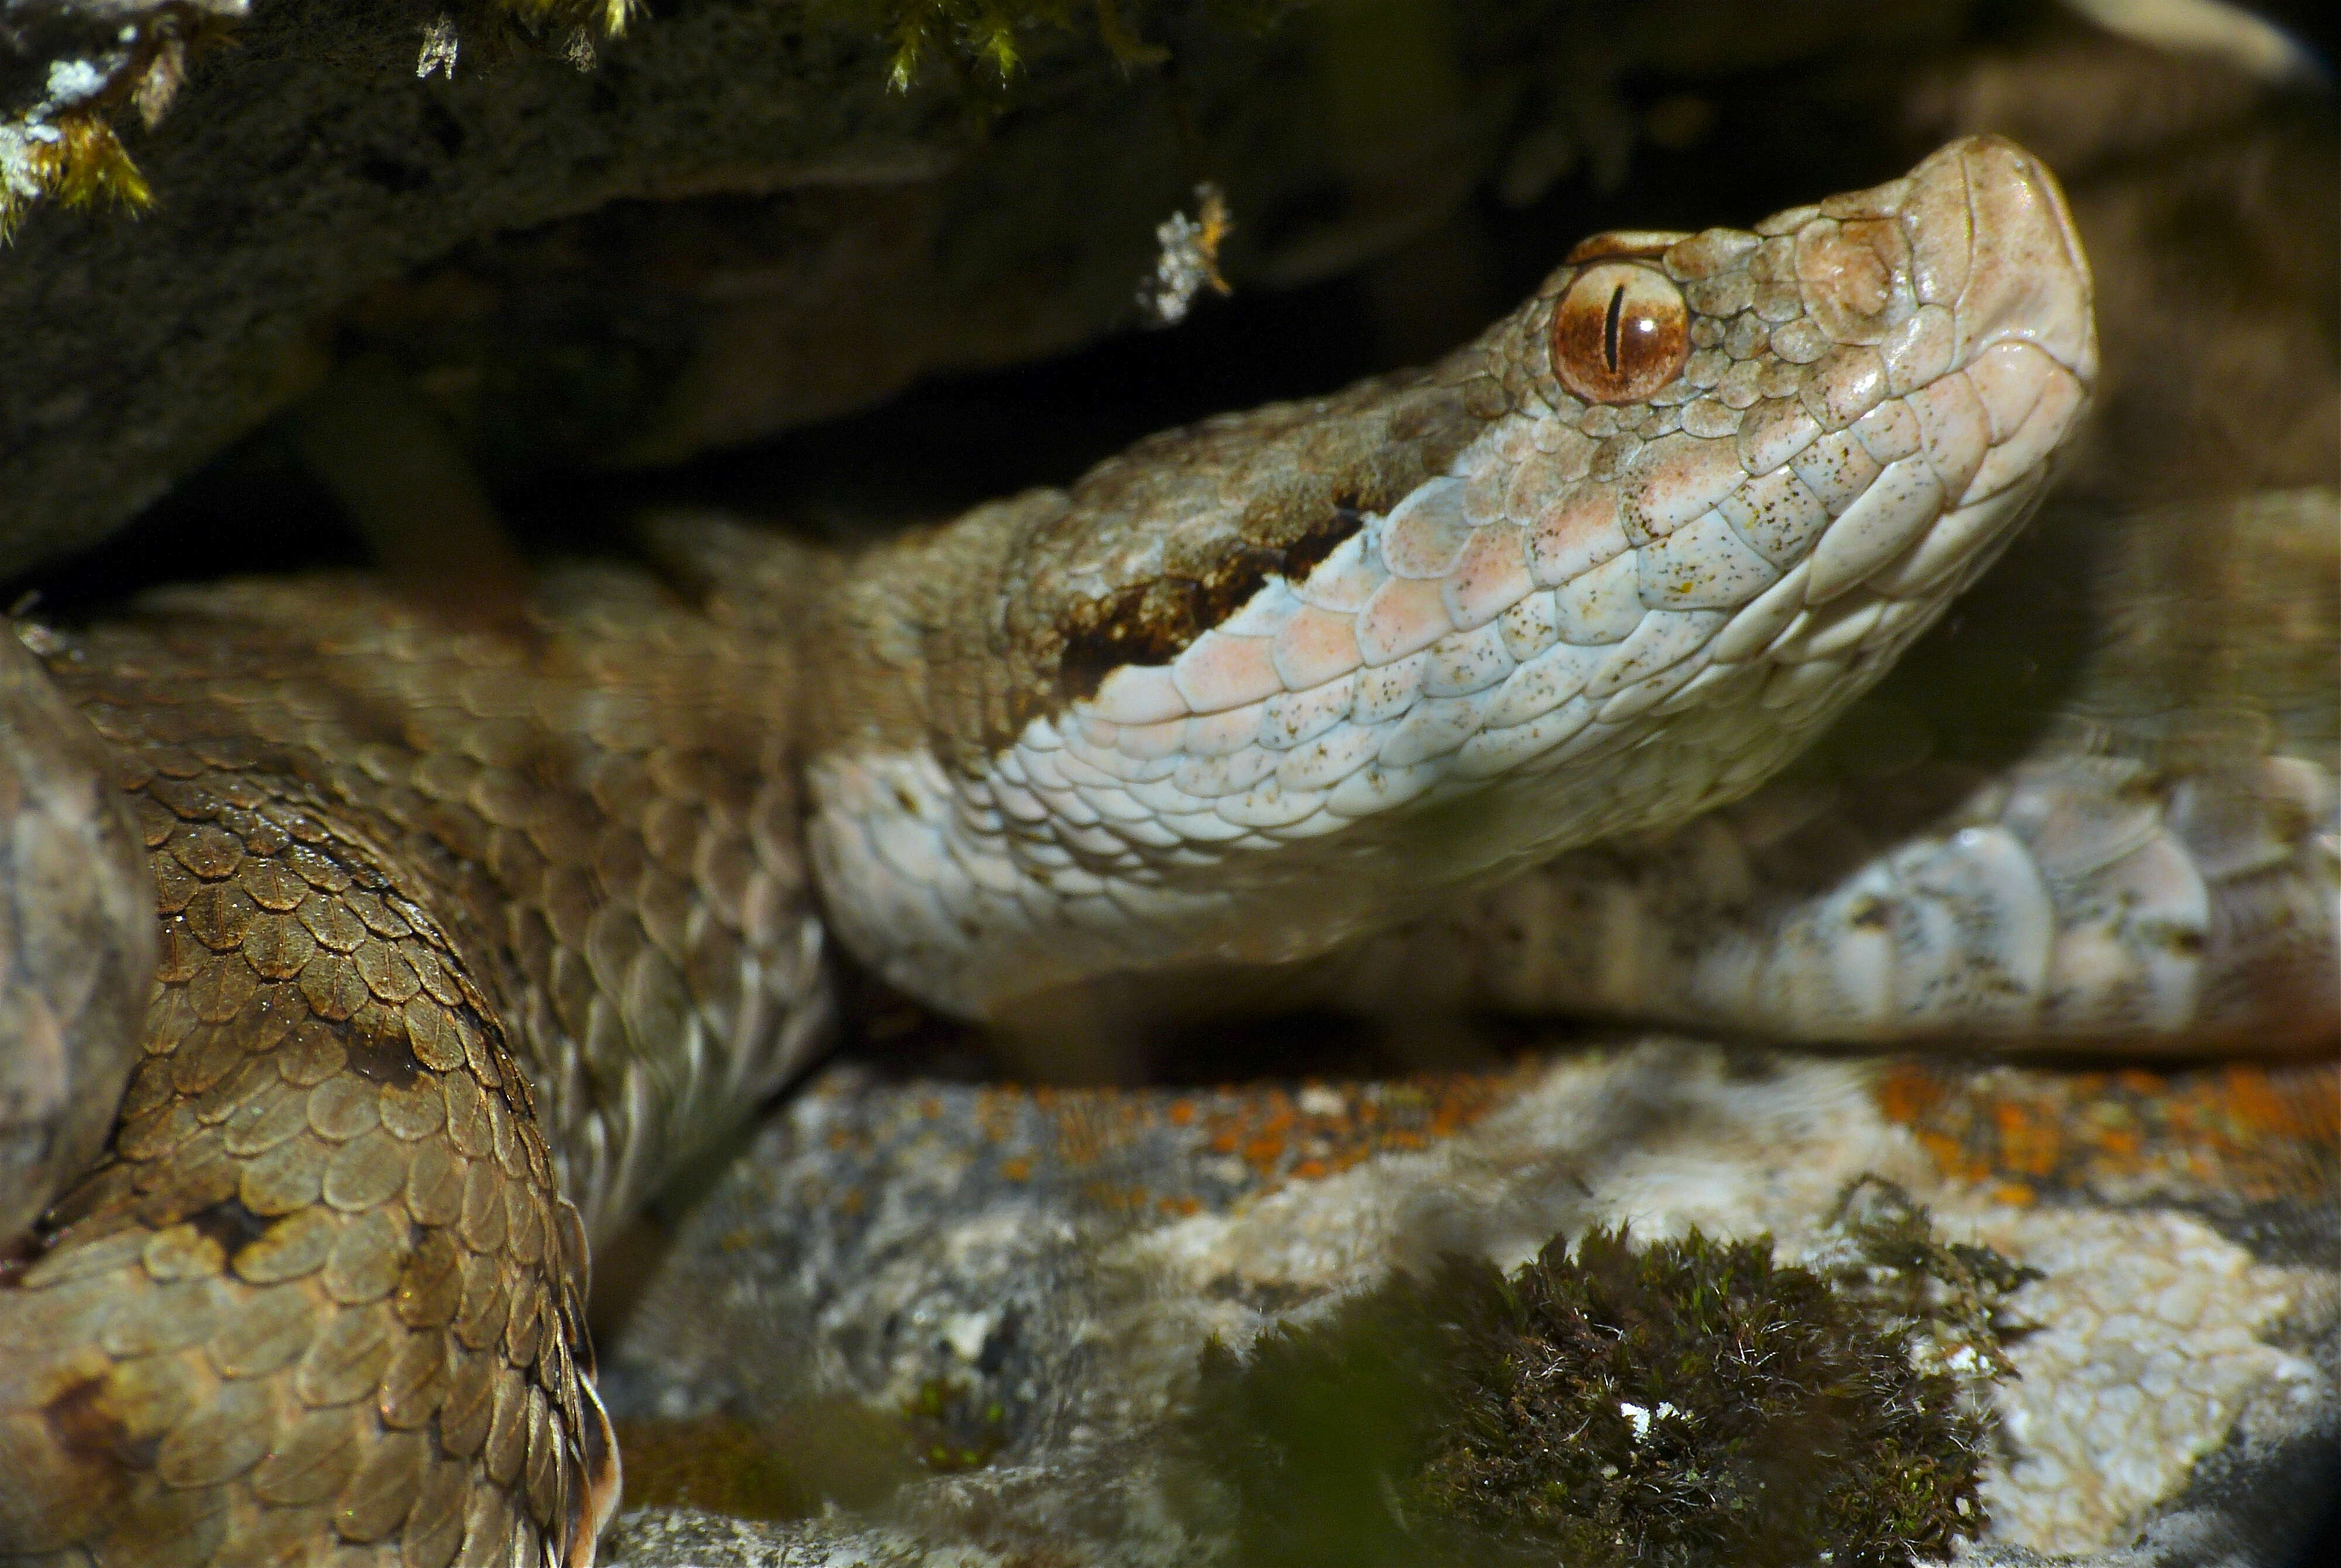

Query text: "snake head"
[812, 136, 2098, 1019]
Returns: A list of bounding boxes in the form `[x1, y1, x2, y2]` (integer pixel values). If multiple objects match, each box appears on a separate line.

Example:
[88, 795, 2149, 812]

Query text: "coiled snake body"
[0, 137, 2330, 1565]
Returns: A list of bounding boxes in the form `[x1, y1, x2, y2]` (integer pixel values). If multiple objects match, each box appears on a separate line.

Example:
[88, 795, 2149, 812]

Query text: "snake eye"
[1550, 262, 1690, 404]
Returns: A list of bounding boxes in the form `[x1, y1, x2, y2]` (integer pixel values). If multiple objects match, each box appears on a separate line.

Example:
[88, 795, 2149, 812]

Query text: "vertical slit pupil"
[1604, 283, 1626, 375]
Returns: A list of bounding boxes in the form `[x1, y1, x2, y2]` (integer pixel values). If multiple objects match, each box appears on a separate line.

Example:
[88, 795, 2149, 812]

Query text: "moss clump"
[1816, 1175, 2042, 1385]
[0, 110, 150, 238]
[1182, 1189, 2030, 1568]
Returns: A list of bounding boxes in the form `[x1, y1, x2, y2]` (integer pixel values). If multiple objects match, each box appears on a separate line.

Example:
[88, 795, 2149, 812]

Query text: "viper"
[1, 136, 2329, 1566]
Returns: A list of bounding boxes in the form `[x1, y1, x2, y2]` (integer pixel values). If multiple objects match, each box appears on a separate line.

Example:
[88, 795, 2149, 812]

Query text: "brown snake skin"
[1, 570, 835, 1563]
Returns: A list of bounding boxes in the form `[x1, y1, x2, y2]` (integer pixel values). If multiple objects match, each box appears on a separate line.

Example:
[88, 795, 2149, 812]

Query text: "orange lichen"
[1877, 1059, 2339, 1203]
[821, 1059, 1551, 1222]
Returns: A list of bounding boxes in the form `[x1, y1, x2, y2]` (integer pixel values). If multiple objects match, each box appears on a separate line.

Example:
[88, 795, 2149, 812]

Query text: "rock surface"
[593, 1043, 2339, 1566]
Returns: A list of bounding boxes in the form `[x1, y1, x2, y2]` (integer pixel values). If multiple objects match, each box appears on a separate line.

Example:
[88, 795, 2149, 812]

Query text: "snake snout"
[1907, 135, 2098, 387]
[1772, 137, 2098, 606]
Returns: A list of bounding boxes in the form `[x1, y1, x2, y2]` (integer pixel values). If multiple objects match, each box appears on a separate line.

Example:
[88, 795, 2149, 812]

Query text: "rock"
[594, 1044, 2339, 1566]
[0, 626, 155, 1243]
[0, 0, 1515, 572]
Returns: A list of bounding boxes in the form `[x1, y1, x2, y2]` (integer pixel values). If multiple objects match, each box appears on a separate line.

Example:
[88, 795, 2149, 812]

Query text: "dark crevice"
[187, 1194, 276, 1263]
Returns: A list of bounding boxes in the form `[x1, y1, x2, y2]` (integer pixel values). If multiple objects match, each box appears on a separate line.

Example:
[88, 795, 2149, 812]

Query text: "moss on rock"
[1183, 1182, 2032, 1567]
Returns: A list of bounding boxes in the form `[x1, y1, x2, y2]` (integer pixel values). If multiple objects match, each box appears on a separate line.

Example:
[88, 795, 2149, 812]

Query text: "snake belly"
[0, 136, 2116, 1566]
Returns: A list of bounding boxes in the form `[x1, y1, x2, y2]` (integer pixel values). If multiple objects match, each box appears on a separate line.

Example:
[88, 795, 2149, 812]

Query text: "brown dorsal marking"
[188, 1195, 276, 1264]
[1055, 504, 1368, 705]
[43, 1375, 162, 1471]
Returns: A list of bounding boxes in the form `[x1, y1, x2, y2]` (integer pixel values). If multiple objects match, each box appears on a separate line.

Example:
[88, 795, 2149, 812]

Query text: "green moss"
[1818, 1175, 2042, 1384]
[1180, 1183, 2033, 1568]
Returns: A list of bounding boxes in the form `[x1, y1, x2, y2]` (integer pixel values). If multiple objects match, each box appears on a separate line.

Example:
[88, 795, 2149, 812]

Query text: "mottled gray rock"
[597, 1044, 2339, 1566]
[0, 627, 154, 1241]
